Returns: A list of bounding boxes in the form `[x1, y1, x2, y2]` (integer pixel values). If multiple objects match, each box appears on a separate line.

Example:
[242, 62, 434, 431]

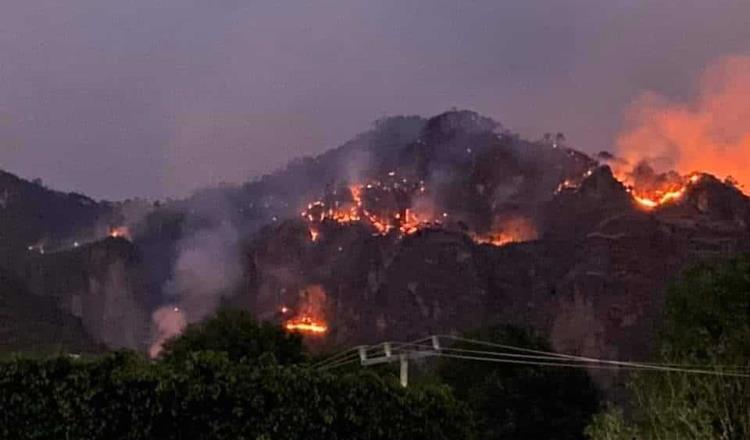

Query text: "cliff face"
[3, 110, 750, 360]
[244, 163, 750, 363]
[20, 238, 152, 350]
[0, 266, 99, 354]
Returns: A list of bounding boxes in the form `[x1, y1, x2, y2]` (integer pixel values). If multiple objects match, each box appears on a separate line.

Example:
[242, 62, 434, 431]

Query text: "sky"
[1, 0, 749, 200]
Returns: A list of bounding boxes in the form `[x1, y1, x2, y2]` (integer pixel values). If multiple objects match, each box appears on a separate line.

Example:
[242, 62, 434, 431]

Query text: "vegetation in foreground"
[8, 253, 750, 439]
[586, 255, 750, 440]
[0, 312, 472, 439]
[0, 308, 606, 439]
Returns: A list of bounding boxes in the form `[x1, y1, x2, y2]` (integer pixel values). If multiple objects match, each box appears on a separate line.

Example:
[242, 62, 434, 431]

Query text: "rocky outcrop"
[20, 238, 152, 350]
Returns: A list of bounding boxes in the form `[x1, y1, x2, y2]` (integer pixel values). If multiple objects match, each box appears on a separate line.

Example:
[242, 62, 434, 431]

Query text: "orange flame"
[109, 226, 131, 239]
[284, 316, 328, 334]
[301, 177, 437, 238]
[612, 168, 703, 210]
[616, 55, 750, 194]
[472, 217, 538, 246]
[282, 285, 329, 336]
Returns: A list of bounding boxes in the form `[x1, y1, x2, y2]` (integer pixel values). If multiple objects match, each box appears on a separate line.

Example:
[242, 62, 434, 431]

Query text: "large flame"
[614, 166, 703, 210]
[616, 55, 750, 193]
[561, 164, 704, 211]
[282, 285, 329, 336]
[284, 316, 328, 334]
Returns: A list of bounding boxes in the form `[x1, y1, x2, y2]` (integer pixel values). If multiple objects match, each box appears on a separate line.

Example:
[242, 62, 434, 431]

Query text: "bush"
[159, 308, 305, 365]
[0, 351, 473, 440]
[437, 325, 600, 440]
[586, 255, 750, 439]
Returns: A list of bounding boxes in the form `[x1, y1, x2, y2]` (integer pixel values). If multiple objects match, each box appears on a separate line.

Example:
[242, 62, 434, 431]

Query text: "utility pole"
[357, 337, 441, 387]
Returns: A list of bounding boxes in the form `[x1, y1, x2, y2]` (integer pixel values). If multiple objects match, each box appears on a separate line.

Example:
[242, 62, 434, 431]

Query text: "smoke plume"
[616, 55, 750, 190]
[148, 193, 244, 356]
[163, 222, 242, 320]
[149, 305, 187, 358]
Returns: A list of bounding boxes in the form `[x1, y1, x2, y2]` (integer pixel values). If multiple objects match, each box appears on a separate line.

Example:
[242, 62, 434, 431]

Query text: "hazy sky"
[1, 0, 749, 199]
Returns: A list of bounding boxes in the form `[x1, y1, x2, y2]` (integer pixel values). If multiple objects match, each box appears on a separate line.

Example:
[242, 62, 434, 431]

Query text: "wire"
[438, 335, 750, 374]
[428, 352, 750, 377]
[316, 336, 750, 377]
[319, 354, 362, 371]
[316, 336, 436, 371]
[312, 346, 362, 369]
[399, 341, 750, 373]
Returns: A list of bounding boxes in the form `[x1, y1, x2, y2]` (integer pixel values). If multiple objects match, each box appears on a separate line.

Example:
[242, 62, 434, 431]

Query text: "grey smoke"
[164, 221, 242, 322]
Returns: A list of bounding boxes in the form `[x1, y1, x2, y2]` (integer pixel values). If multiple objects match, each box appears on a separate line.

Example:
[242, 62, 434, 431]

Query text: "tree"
[0, 351, 474, 439]
[437, 325, 600, 440]
[587, 255, 750, 439]
[159, 308, 305, 365]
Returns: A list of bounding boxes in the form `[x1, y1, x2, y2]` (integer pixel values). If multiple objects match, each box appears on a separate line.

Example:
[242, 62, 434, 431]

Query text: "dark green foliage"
[159, 308, 305, 364]
[587, 255, 750, 439]
[438, 325, 600, 440]
[661, 255, 750, 363]
[0, 352, 473, 440]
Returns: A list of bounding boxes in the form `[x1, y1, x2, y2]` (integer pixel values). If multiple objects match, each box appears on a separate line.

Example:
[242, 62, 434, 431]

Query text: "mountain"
[0, 266, 99, 354]
[2, 109, 749, 371]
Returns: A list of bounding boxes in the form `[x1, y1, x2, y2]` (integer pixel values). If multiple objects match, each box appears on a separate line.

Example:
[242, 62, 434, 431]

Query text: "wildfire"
[616, 55, 750, 194]
[300, 175, 437, 238]
[309, 227, 319, 242]
[281, 285, 329, 336]
[615, 169, 703, 210]
[109, 226, 131, 239]
[284, 316, 328, 334]
[629, 188, 686, 209]
[472, 217, 538, 246]
[299, 174, 540, 248]
[558, 163, 708, 211]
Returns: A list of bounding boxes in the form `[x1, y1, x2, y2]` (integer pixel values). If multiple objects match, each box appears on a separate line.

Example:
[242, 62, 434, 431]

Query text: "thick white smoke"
[148, 192, 244, 357]
[149, 305, 187, 358]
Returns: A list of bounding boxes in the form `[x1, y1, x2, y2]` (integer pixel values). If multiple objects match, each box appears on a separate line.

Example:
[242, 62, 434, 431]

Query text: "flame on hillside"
[472, 217, 538, 246]
[282, 285, 329, 336]
[613, 164, 704, 210]
[109, 226, 131, 240]
[560, 163, 706, 210]
[301, 173, 438, 238]
[616, 55, 750, 194]
[300, 171, 539, 247]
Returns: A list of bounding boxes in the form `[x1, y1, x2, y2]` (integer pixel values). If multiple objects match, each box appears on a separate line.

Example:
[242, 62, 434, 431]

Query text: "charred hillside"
[238, 110, 750, 364]
[2, 109, 749, 364]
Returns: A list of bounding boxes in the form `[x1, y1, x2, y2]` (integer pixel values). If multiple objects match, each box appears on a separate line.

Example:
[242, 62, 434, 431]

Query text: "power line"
[411, 348, 750, 378]
[312, 346, 362, 369]
[312, 335, 750, 383]
[438, 335, 750, 376]
[401, 340, 750, 373]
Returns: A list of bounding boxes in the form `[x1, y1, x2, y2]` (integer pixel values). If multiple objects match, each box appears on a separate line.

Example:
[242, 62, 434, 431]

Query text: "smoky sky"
[1, 0, 749, 200]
